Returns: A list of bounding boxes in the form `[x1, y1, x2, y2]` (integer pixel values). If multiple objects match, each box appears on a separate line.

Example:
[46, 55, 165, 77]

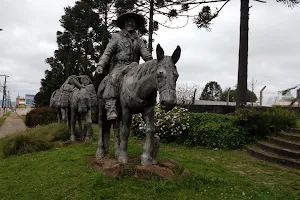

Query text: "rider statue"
[95, 11, 153, 120]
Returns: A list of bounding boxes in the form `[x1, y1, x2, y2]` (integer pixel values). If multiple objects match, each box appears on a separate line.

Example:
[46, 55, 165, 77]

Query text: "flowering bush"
[131, 105, 190, 143]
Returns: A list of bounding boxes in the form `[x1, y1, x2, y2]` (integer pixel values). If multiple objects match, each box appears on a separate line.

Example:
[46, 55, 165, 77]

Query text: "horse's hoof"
[95, 150, 105, 159]
[152, 159, 157, 165]
[70, 135, 76, 142]
[141, 156, 153, 165]
[118, 156, 128, 164]
[85, 137, 92, 142]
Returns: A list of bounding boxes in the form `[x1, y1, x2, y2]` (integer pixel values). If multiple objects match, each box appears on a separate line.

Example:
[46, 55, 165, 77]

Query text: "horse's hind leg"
[70, 108, 76, 142]
[141, 107, 155, 165]
[113, 120, 120, 157]
[103, 120, 111, 155]
[118, 108, 132, 164]
[84, 109, 93, 142]
[77, 113, 84, 141]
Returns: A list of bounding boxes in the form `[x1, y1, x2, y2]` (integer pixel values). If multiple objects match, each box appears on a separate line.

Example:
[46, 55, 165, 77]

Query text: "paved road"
[0, 112, 27, 138]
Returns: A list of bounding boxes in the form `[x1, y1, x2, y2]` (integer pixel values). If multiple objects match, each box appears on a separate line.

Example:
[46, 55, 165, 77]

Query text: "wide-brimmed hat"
[116, 11, 145, 30]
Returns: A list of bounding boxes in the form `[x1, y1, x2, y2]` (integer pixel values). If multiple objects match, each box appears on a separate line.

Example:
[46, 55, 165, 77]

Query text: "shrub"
[131, 105, 190, 143]
[33, 123, 70, 142]
[185, 113, 247, 149]
[25, 106, 58, 127]
[266, 106, 297, 132]
[2, 134, 53, 156]
[233, 107, 298, 140]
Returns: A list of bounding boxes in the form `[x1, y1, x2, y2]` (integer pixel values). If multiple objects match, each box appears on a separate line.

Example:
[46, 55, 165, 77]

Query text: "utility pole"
[226, 87, 231, 106]
[259, 86, 266, 107]
[0, 75, 9, 110]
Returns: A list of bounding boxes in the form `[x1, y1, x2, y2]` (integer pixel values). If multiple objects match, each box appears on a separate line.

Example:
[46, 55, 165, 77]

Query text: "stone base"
[92, 156, 190, 180]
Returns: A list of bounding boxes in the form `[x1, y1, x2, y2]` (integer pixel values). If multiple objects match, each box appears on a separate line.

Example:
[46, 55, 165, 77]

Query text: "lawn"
[0, 123, 299, 200]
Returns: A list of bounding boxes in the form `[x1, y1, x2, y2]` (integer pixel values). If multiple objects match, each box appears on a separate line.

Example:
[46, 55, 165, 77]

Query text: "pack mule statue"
[50, 75, 97, 141]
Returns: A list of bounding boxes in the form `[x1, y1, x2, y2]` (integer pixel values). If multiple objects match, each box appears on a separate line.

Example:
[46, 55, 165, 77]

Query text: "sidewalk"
[0, 112, 27, 138]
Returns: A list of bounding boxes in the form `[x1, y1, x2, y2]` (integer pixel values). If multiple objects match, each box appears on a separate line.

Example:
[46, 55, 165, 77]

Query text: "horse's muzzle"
[159, 90, 176, 111]
[160, 100, 176, 111]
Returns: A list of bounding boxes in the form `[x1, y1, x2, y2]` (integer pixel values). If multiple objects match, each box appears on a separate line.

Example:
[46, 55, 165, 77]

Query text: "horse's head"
[156, 44, 181, 111]
[78, 88, 91, 114]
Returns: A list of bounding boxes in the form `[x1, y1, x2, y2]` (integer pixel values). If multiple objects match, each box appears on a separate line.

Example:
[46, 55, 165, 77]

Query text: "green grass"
[296, 119, 300, 128]
[0, 117, 6, 127]
[0, 111, 12, 127]
[0, 123, 299, 200]
[3, 111, 11, 117]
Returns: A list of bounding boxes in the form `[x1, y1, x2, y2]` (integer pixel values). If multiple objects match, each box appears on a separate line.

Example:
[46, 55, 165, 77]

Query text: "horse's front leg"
[67, 108, 71, 131]
[57, 108, 61, 123]
[70, 108, 76, 142]
[141, 107, 156, 165]
[113, 120, 120, 157]
[85, 109, 93, 142]
[96, 103, 105, 159]
[61, 108, 67, 122]
[118, 108, 132, 164]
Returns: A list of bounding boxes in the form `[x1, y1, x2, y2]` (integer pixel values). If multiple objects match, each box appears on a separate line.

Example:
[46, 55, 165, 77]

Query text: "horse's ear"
[171, 45, 181, 64]
[156, 43, 164, 62]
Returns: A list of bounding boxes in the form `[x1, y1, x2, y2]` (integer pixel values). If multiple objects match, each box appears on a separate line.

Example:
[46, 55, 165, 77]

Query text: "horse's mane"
[126, 59, 158, 80]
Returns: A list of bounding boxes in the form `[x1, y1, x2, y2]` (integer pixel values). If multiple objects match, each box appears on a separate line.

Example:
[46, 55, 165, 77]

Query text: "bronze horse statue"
[96, 44, 181, 165]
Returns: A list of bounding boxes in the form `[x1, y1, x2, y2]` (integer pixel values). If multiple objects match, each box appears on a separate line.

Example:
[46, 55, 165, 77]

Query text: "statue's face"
[125, 17, 136, 32]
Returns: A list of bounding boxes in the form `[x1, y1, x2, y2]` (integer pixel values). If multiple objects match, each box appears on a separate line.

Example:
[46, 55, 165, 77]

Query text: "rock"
[92, 156, 188, 180]
[134, 165, 175, 180]
[94, 157, 124, 178]
[159, 158, 182, 172]
[180, 169, 190, 178]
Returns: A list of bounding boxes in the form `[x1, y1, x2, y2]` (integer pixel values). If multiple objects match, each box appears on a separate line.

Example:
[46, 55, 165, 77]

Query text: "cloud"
[0, 0, 299, 106]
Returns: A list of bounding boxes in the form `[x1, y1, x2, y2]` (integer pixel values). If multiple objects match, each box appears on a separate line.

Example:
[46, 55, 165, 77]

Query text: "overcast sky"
[0, 0, 299, 105]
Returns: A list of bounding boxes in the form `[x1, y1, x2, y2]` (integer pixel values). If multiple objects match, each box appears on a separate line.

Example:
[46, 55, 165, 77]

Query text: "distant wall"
[16, 108, 33, 116]
[179, 104, 300, 115]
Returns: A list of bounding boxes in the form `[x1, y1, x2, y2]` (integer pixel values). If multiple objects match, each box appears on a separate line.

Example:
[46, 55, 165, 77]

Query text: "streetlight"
[0, 29, 2, 31]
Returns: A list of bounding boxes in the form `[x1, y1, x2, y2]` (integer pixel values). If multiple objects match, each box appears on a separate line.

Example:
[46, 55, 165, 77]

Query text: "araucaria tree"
[200, 81, 222, 101]
[36, 0, 114, 106]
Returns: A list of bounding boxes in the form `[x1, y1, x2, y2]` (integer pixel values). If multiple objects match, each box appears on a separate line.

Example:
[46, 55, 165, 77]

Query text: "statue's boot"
[105, 99, 118, 120]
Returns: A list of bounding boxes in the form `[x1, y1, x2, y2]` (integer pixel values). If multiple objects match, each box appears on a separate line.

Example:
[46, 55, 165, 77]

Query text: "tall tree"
[200, 81, 222, 101]
[115, 0, 228, 52]
[36, 0, 111, 106]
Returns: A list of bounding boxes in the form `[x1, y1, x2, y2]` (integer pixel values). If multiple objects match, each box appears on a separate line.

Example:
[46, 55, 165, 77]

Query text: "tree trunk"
[148, 0, 154, 53]
[236, 0, 249, 108]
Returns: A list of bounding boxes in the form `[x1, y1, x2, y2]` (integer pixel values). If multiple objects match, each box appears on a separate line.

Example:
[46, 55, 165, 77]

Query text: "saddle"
[97, 62, 139, 98]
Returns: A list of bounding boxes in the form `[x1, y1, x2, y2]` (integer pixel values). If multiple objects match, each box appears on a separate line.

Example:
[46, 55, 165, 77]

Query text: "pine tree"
[200, 81, 222, 101]
[36, 0, 112, 106]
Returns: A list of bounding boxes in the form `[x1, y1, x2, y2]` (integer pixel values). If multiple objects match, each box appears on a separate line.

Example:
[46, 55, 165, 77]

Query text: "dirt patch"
[90, 155, 190, 180]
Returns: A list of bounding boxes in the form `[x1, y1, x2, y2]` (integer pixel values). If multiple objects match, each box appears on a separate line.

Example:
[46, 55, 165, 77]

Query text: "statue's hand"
[96, 65, 103, 74]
